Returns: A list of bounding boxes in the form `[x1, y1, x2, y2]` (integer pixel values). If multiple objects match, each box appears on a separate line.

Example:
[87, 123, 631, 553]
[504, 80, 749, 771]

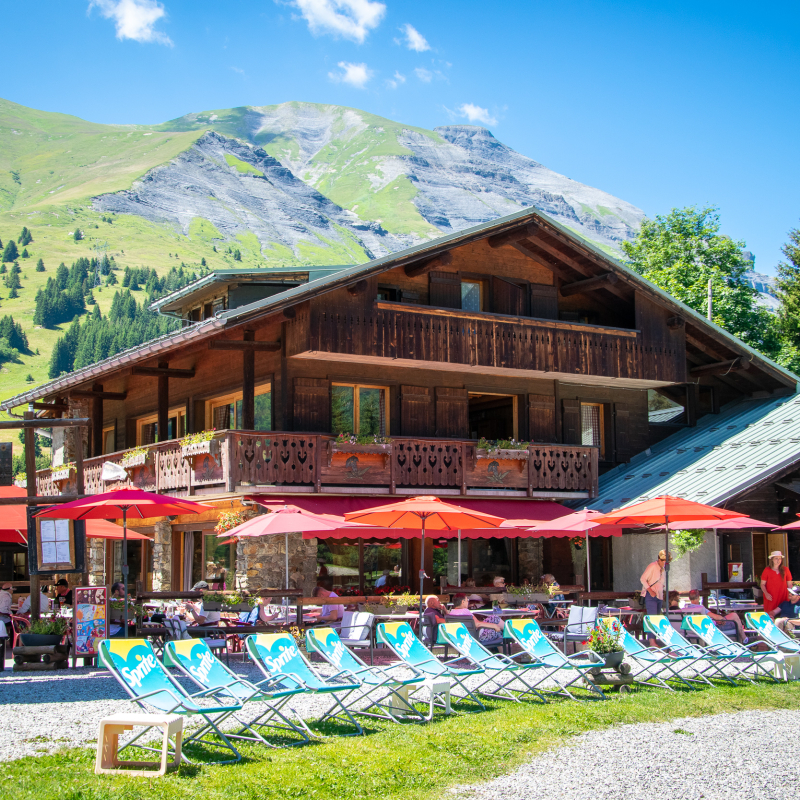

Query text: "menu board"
[74, 586, 108, 657]
[36, 517, 75, 571]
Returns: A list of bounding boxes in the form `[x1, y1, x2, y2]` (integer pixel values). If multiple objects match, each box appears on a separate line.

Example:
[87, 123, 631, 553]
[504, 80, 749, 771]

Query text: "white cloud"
[328, 61, 373, 88]
[414, 67, 433, 83]
[458, 103, 497, 126]
[386, 70, 406, 89]
[400, 23, 429, 52]
[231, 66, 246, 75]
[88, 0, 173, 45]
[290, 0, 385, 43]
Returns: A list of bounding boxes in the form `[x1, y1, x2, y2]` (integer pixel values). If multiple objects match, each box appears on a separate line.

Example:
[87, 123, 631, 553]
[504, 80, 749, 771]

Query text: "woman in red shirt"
[761, 551, 799, 618]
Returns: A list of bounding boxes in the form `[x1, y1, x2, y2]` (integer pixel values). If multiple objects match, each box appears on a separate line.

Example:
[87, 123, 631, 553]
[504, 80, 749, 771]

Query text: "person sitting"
[474, 606, 504, 649]
[311, 585, 341, 623]
[108, 582, 134, 638]
[541, 573, 565, 618]
[185, 580, 222, 626]
[668, 590, 681, 609]
[462, 578, 483, 608]
[683, 589, 747, 644]
[0, 583, 13, 625]
[18, 587, 51, 617]
[53, 579, 73, 610]
[421, 595, 446, 646]
[374, 569, 391, 588]
[256, 597, 284, 624]
[448, 593, 473, 616]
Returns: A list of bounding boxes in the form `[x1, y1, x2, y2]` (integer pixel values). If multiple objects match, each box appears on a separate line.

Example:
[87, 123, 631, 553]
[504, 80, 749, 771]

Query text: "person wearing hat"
[186, 580, 222, 626]
[53, 579, 73, 610]
[640, 549, 671, 616]
[761, 551, 799, 619]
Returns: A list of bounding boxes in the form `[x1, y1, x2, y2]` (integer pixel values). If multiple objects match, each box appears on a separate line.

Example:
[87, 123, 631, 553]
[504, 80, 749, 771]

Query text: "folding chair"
[246, 632, 364, 736]
[547, 605, 597, 654]
[643, 615, 738, 685]
[98, 639, 242, 764]
[305, 627, 427, 722]
[436, 622, 549, 703]
[503, 618, 604, 700]
[376, 621, 485, 713]
[597, 617, 695, 691]
[745, 611, 800, 655]
[681, 615, 780, 682]
[337, 612, 375, 663]
[164, 638, 311, 747]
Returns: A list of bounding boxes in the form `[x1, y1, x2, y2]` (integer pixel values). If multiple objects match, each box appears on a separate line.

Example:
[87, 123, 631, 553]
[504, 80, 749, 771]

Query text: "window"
[102, 425, 116, 455]
[206, 382, 272, 431]
[332, 384, 388, 436]
[461, 279, 483, 312]
[580, 403, 604, 459]
[137, 407, 187, 445]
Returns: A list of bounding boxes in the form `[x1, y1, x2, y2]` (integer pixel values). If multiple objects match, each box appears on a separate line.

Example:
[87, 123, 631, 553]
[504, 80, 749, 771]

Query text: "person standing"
[640, 550, 670, 615]
[0, 583, 12, 624]
[761, 551, 799, 619]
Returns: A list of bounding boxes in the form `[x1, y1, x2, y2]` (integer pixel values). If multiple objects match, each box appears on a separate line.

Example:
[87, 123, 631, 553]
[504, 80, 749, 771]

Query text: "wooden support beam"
[157, 361, 169, 442]
[91, 384, 103, 458]
[559, 272, 619, 297]
[242, 330, 255, 431]
[32, 402, 68, 412]
[346, 279, 369, 296]
[0, 418, 89, 430]
[71, 390, 127, 401]
[23, 411, 39, 621]
[404, 251, 453, 278]
[282, 306, 296, 320]
[208, 340, 281, 352]
[689, 357, 750, 378]
[0, 495, 84, 506]
[131, 366, 195, 379]
[487, 222, 540, 249]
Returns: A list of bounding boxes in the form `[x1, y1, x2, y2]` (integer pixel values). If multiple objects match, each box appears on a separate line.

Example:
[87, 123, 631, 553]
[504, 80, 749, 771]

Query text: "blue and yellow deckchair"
[306, 627, 427, 722]
[745, 611, 800, 655]
[376, 621, 485, 713]
[598, 617, 695, 691]
[246, 632, 363, 735]
[98, 638, 242, 764]
[643, 615, 737, 685]
[503, 618, 604, 699]
[164, 638, 311, 747]
[436, 621, 549, 703]
[682, 615, 780, 682]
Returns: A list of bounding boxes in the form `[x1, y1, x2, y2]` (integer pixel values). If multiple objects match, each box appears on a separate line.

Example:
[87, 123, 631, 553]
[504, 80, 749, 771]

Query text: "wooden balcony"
[287, 301, 686, 385]
[36, 431, 599, 500]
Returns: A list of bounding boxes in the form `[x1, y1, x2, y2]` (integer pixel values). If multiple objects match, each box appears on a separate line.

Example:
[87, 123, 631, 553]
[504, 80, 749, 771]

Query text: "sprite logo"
[189, 649, 215, 684]
[121, 652, 158, 689]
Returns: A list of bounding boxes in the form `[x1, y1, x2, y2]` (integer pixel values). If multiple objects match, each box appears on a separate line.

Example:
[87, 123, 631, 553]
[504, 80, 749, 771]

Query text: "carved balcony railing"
[36, 431, 598, 499]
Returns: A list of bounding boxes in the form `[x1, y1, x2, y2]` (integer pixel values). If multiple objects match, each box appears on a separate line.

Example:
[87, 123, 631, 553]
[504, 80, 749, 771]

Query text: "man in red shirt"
[761, 551, 799, 620]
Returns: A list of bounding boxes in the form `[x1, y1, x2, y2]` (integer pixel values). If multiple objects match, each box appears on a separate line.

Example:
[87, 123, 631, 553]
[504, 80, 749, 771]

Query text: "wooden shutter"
[528, 394, 556, 443]
[400, 385, 434, 437]
[562, 398, 581, 444]
[429, 270, 461, 309]
[529, 284, 558, 319]
[614, 402, 632, 462]
[293, 378, 330, 432]
[492, 276, 527, 316]
[435, 387, 469, 438]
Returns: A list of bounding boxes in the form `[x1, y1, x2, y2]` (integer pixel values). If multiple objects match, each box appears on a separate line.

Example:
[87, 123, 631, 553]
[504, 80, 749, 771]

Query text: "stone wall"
[517, 538, 543, 582]
[235, 533, 318, 595]
[51, 397, 90, 469]
[151, 519, 173, 591]
[87, 537, 105, 586]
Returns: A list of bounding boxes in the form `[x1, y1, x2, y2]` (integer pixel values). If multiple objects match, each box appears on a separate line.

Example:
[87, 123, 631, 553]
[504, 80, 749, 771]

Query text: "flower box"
[503, 592, 549, 606]
[51, 467, 73, 482]
[332, 443, 392, 456]
[181, 438, 220, 459]
[476, 448, 529, 461]
[120, 452, 147, 468]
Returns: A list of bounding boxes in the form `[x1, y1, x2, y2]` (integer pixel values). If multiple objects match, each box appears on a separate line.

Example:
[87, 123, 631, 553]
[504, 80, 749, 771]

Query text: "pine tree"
[8, 287, 18, 299]
[36, 258, 45, 272]
[776, 224, 800, 371]
[18, 227, 32, 246]
[73, 228, 83, 241]
[201, 257, 207, 267]
[2, 240, 19, 262]
[20, 248, 28, 259]
[233, 249, 242, 261]
[106, 270, 118, 286]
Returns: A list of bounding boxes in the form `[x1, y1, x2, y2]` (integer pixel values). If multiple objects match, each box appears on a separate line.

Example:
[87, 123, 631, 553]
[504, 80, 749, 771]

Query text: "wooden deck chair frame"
[503, 619, 605, 700]
[245, 633, 364, 736]
[376, 621, 486, 714]
[436, 622, 550, 704]
[305, 627, 428, 723]
[98, 639, 242, 765]
[164, 638, 312, 748]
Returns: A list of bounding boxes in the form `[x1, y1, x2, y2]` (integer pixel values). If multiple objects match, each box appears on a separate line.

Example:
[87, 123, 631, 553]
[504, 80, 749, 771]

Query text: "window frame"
[331, 382, 390, 437]
[460, 278, 485, 312]
[204, 380, 273, 431]
[102, 424, 116, 455]
[467, 391, 518, 440]
[580, 402, 605, 459]
[136, 406, 187, 446]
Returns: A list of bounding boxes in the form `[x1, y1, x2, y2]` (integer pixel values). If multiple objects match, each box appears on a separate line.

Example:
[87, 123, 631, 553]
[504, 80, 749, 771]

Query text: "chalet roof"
[586, 392, 800, 510]
[2, 204, 796, 411]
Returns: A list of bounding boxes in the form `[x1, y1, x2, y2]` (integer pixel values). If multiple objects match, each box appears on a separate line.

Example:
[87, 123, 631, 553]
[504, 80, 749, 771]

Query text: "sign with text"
[27, 508, 85, 575]
[728, 562, 744, 582]
[0, 442, 11, 486]
[74, 586, 108, 657]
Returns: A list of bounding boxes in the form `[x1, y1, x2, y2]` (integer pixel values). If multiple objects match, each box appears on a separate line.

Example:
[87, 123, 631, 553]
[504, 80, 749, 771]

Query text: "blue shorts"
[778, 601, 800, 618]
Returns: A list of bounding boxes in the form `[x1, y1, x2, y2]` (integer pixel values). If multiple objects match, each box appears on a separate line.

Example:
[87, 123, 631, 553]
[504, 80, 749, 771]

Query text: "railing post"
[527, 446, 534, 497]
[225, 434, 236, 493]
[314, 435, 321, 493]
[459, 442, 466, 495]
[390, 442, 397, 495]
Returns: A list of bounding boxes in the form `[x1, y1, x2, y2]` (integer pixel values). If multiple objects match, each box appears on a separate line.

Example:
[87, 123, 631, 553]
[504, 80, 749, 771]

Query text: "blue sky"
[1, 1, 798, 272]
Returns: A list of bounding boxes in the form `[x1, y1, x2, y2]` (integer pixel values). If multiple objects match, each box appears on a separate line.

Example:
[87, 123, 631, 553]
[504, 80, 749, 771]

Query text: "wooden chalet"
[2, 207, 796, 595]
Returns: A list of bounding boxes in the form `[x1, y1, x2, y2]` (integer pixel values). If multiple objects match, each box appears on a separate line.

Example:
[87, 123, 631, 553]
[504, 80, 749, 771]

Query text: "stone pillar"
[151, 519, 173, 591]
[236, 533, 317, 595]
[517, 538, 543, 582]
[87, 537, 106, 586]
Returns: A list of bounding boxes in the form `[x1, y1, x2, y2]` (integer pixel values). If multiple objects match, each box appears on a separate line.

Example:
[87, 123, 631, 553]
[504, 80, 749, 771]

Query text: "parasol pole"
[418, 515, 427, 632]
[664, 515, 670, 614]
[585, 524, 592, 604]
[285, 530, 290, 624]
[121, 506, 129, 639]
[457, 529, 462, 587]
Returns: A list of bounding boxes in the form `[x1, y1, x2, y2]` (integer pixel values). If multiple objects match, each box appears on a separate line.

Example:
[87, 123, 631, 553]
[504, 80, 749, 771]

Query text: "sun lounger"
[503, 618, 604, 699]
[98, 638, 242, 764]
[305, 627, 427, 722]
[246, 632, 364, 735]
[745, 611, 800, 655]
[164, 638, 311, 747]
[681, 615, 780, 682]
[376, 621, 485, 713]
[643, 614, 738, 685]
[436, 621, 550, 703]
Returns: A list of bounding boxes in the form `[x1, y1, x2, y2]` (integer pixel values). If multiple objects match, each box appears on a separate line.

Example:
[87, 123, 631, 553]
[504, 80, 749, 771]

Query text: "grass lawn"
[5, 682, 798, 800]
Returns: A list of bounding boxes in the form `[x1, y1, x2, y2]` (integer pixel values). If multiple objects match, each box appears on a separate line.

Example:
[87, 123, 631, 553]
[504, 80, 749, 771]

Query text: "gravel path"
[453, 709, 798, 800]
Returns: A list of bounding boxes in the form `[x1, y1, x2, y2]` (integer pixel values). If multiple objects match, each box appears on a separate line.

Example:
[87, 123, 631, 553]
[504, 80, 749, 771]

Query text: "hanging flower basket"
[51, 463, 75, 482]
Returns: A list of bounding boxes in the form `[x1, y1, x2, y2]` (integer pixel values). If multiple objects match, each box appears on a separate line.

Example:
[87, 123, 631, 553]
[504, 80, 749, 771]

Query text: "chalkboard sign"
[73, 586, 108, 659]
[27, 507, 85, 575]
[0, 442, 11, 487]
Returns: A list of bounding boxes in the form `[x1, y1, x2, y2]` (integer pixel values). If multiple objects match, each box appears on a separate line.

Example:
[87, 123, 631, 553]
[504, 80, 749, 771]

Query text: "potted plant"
[120, 445, 149, 468]
[385, 592, 419, 615]
[51, 462, 75, 482]
[201, 590, 253, 612]
[20, 616, 69, 647]
[359, 598, 388, 615]
[585, 623, 624, 669]
[475, 438, 530, 460]
[181, 430, 219, 459]
[503, 583, 550, 605]
[331, 432, 393, 454]
[214, 509, 248, 536]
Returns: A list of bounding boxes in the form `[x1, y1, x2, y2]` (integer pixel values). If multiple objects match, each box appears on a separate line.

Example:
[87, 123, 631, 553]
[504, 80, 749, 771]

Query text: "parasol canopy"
[668, 516, 776, 530]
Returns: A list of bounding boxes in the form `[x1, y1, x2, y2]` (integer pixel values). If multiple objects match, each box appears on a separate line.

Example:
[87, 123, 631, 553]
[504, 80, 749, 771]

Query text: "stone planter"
[19, 633, 63, 647]
[181, 438, 220, 460]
